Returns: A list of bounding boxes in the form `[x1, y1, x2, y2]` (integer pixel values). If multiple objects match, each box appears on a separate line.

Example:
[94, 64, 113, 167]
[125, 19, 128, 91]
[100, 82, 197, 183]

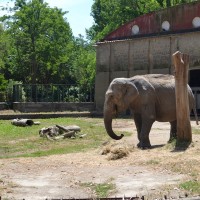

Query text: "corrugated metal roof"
[102, 1, 200, 42]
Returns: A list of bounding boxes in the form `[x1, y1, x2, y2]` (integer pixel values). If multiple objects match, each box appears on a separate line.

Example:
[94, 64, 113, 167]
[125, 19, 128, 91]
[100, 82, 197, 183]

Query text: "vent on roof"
[132, 25, 139, 35]
[162, 21, 170, 31]
[193, 17, 200, 28]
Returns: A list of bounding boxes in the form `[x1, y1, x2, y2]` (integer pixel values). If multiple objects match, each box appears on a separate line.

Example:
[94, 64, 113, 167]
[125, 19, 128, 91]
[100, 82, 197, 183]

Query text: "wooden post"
[172, 51, 192, 143]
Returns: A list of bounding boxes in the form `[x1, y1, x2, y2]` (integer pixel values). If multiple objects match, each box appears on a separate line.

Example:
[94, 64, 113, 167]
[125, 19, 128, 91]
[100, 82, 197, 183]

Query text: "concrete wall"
[95, 31, 200, 111]
[13, 102, 95, 113]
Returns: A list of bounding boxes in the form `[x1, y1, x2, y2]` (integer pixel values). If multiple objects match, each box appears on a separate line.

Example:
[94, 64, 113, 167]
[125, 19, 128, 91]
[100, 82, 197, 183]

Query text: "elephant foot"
[137, 142, 151, 150]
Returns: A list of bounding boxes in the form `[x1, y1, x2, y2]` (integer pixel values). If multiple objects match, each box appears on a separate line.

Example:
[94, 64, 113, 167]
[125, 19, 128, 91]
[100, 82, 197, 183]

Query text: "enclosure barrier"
[12, 84, 94, 103]
[191, 87, 200, 115]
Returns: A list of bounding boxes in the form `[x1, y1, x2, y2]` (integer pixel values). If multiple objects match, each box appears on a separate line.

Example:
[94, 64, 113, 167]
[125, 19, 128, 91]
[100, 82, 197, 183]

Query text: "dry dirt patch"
[0, 119, 200, 200]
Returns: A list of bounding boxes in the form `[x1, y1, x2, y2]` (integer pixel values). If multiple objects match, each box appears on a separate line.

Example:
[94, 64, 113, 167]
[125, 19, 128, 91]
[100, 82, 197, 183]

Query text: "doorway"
[189, 69, 200, 115]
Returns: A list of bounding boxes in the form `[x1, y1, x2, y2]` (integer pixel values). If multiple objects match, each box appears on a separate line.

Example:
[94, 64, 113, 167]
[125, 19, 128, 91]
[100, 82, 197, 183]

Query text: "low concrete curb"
[0, 111, 103, 120]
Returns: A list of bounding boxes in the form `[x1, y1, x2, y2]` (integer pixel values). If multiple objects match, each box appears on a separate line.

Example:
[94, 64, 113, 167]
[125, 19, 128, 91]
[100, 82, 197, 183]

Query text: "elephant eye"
[107, 93, 113, 98]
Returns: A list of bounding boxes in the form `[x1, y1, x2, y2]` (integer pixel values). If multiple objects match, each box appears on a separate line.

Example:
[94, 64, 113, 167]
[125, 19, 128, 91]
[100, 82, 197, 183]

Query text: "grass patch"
[146, 159, 160, 165]
[192, 128, 200, 134]
[165, 138, 176, 150]
[0, 117, 116, 158]
[81, 181, 116, 197]
[180, 180, 200, 193]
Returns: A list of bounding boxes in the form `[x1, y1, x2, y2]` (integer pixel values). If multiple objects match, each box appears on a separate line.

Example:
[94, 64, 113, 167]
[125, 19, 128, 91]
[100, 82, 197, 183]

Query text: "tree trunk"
[11, 119, 34, 126]
[172, 51, 192, 144]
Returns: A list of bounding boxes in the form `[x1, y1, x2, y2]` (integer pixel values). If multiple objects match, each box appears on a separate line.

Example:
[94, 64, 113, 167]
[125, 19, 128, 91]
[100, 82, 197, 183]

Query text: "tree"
[0, 23, 11, 72]
[173, 51, 192, 146]
[72, 35, 96, 101]
[0, 24, 10, 101]
[1, 0, 74, 84]
[156, 0, 196, 7]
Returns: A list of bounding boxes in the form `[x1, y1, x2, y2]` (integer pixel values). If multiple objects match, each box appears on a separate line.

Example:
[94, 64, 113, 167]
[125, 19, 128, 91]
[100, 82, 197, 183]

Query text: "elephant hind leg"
[168, 121, 177, 142]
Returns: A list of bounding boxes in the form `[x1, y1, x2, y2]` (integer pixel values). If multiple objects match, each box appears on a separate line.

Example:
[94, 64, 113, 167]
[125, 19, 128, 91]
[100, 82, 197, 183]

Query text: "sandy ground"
[0, 119, 200, 200]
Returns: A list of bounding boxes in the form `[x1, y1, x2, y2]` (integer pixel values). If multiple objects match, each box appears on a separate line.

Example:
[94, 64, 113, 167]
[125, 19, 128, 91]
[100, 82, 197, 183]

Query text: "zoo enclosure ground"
[0, 115, 200, 199]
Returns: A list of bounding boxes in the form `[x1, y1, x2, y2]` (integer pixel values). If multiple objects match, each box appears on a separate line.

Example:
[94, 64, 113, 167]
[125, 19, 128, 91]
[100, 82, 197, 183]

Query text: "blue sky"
[46, 0, 94, 37]
[0, 0, 94, 38]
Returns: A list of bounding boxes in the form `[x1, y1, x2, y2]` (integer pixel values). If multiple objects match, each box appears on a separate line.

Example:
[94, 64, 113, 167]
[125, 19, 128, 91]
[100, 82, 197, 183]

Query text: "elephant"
[104, 74, 199, 149]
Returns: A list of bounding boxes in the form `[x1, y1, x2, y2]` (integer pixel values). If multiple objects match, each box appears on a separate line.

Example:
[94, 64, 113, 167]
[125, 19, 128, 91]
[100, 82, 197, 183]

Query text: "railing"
[13, 84, 94, 103]
[191, 87, 200, 115]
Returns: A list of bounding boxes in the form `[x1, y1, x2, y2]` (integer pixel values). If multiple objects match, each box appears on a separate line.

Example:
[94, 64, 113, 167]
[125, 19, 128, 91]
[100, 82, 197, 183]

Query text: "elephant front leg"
[133, 113, 142, 143]
[137, 120, 154, 149]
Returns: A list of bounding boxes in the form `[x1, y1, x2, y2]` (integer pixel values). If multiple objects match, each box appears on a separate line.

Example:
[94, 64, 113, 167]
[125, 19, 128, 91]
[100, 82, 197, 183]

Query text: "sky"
[45, 0, 94, 37]
[0, 0, 94, 38]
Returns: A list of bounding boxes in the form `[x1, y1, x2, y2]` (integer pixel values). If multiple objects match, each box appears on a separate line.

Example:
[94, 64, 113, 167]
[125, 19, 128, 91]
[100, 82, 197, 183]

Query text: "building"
[95, 0, 200, 112]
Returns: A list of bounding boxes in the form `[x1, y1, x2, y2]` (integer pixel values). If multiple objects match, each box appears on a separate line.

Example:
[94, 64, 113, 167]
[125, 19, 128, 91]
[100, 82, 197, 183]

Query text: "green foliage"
[0, 75, 8, 91]
[2, 0, 74, 84]
[0, 74, 8, 101]
[0, 0, 96, 101]
[0, 24, 9, 70]
[65, 86, 82, 102]
[0, 24, 9, 101]
[71, 35, 96, 101]
[6, 79, 25, 102]
[156, 0, 196, 7]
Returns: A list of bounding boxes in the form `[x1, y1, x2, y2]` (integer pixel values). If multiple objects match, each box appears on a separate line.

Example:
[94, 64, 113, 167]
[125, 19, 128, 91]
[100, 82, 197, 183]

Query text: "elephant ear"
[123, 82, 139, 104]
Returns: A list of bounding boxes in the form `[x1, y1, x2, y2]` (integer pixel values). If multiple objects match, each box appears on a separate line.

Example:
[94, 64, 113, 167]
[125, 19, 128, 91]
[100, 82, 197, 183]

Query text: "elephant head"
[104, 78, 139, 140]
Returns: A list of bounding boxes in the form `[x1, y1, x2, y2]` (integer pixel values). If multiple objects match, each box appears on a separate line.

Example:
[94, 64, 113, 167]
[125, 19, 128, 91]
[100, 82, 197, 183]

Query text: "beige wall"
[95, 32, 200, 111]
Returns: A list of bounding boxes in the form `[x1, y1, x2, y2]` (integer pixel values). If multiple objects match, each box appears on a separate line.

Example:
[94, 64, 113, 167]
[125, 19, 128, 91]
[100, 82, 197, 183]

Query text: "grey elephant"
[104, 74, 198, 149]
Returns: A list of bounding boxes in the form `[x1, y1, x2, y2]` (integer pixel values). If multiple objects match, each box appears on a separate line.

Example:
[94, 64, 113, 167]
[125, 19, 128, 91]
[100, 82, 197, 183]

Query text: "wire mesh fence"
[12, 84, 94, 103]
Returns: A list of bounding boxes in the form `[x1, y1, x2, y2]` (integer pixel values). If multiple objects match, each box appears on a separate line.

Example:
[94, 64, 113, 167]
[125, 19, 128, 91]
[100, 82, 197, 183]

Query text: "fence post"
[172, 51, 192, 144]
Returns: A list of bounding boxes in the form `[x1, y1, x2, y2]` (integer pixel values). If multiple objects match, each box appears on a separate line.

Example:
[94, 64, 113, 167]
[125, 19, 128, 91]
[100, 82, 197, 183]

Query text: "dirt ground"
[0, 118, 200, 200]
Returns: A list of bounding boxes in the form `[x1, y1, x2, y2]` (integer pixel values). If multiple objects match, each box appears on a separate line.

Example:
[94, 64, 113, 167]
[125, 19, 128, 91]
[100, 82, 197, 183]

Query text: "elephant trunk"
[104, 103, 124, 140]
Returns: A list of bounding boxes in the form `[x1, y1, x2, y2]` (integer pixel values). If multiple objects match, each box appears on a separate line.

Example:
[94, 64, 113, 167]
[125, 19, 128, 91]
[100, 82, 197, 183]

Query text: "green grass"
[81, 181, 116, 197]
[192, 128, 200, 134]
[0, 117, 114, 158]
[180, 180, 200, 193]
[146, 159, 160, 165]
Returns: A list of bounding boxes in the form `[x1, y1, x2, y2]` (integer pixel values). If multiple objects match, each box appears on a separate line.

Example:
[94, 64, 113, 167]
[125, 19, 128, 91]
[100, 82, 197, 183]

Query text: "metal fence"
[8, 85, 200, 113]
[191, 87, 200, 115]
[12, 84, 94, 103]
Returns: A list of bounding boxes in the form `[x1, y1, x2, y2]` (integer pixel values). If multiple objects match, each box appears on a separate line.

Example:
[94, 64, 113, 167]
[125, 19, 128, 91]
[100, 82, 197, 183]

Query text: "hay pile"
[101, 141, 133, 160]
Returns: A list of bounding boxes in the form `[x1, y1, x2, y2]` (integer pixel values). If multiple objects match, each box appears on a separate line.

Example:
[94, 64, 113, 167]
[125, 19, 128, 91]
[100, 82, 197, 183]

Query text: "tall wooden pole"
[172, 51, 192, 143]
